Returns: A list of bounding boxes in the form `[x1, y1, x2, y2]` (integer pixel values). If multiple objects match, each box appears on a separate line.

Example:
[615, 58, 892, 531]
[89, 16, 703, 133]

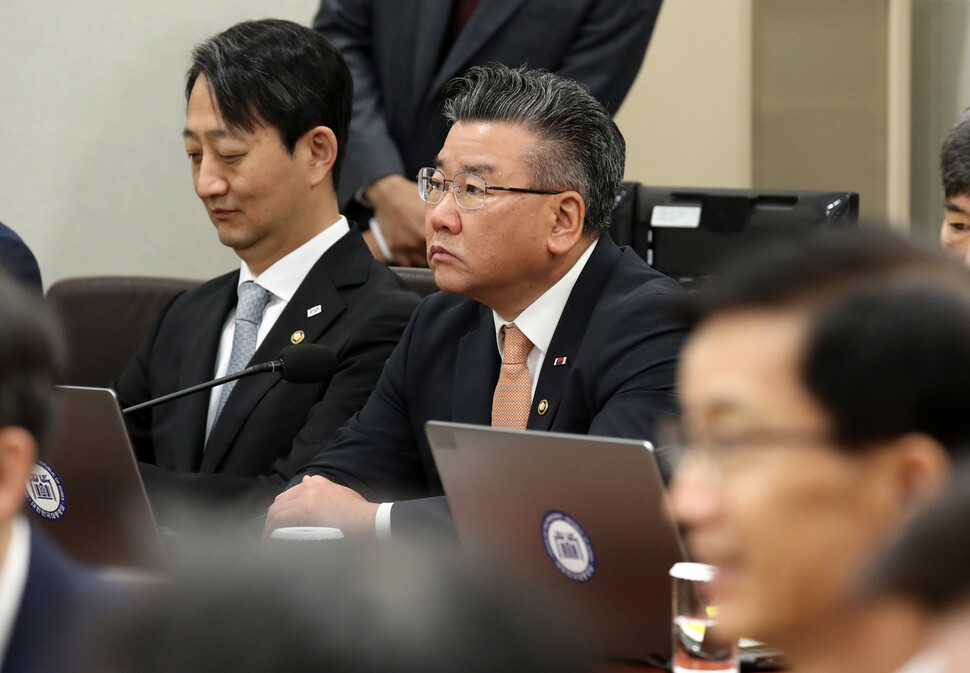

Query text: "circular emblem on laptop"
[541, 510, 595, 582]
[25, 460, 67, 521]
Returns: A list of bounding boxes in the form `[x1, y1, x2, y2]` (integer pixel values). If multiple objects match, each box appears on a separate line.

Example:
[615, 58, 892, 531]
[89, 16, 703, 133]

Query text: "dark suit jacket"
[114, 229, 420, 526]
[0, 221, 42, 292]
[314, 0, 664, 208]
[294, 236, 687, 534]
[3, 526, 110, 673]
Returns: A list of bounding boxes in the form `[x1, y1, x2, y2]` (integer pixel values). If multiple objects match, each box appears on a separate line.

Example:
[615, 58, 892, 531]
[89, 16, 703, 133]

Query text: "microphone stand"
[121, 358, 283, 415]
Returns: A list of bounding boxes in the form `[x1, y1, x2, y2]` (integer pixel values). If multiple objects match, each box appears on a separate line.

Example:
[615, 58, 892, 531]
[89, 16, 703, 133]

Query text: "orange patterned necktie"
[491, 324, 534, 429]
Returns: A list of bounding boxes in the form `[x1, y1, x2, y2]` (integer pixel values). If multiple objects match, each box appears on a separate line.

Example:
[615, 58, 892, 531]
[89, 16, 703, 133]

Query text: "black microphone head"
[278, 344, 338, 384]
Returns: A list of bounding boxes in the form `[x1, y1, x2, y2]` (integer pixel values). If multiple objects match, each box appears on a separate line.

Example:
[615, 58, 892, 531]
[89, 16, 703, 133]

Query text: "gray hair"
[441, 64, 625, 237]
[941, 107, 970, 198]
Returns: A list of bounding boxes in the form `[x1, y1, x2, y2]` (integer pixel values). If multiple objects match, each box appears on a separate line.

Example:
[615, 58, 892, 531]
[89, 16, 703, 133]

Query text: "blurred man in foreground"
[0, 271, 109, 672]
[90, 540, 593, 673]
[862, 462, 970, 673]
[669, 229, 970, 673]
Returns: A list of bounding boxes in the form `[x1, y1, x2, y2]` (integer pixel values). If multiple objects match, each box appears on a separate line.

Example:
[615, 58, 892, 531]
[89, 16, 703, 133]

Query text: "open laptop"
[425, 421, 686, 664]
[25, 386, 167, 572]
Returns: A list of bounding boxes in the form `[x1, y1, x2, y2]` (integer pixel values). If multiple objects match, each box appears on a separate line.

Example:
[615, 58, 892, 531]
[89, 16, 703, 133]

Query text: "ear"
[304, 125, 339, 188]
[546, 190, 587, 256]
[0, 427, 37, 523]
[871, 433, 951, 520]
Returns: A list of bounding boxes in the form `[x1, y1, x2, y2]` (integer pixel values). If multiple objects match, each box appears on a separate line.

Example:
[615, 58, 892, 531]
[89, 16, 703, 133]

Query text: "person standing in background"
[315, 0, 664, 266]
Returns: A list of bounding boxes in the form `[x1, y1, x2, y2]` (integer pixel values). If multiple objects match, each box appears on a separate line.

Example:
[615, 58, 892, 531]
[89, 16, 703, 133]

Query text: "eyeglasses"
[654, 418, 833, 473]
[417, 167, 563, 210]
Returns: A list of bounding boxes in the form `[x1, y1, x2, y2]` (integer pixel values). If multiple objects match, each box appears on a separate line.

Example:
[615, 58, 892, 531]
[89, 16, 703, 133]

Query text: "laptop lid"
[425, 421, 686, 664]
[25, 386, 167, 572]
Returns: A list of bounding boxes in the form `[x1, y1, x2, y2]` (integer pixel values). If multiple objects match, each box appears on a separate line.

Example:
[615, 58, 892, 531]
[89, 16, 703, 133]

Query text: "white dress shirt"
[0, 516, 31, 665]
[205, 217, 351, 439]
[375, 238, 600, 536]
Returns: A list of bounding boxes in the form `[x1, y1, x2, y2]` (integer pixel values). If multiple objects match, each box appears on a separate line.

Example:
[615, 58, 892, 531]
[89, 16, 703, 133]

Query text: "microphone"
[121, 344, 338, 415]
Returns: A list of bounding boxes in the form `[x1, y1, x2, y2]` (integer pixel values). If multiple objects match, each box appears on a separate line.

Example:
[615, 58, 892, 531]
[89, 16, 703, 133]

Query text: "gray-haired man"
[267, 64, 688, 538]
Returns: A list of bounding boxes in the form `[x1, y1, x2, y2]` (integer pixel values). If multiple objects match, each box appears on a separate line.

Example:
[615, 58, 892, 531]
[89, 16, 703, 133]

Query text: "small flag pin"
[553, 356, 568, 366]
[307, 305, 322, 317]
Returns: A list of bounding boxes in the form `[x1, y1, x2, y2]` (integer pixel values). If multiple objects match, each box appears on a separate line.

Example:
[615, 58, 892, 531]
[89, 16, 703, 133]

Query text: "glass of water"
[670, 562, 739, 673]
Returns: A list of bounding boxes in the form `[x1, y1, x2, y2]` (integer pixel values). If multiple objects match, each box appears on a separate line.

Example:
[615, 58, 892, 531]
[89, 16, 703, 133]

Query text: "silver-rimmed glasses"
[416, 167, 563, 210]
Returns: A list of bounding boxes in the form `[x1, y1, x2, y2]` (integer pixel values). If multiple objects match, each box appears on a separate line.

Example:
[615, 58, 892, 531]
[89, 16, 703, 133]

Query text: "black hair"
[678, 227, 970, 454]
[441, 64, 625, 237]
[185, 19, 353, 187]
[941, 107, 970, 198]
[804, 281, 970, 452]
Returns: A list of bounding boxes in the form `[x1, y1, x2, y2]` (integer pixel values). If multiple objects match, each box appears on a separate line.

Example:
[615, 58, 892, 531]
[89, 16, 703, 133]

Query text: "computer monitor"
[621, 186, 859, 288]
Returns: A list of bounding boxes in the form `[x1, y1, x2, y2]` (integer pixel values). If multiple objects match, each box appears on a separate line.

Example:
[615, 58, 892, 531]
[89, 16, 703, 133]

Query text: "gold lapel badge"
[290, 330, 306, 344]
[537, 399, 549, 415]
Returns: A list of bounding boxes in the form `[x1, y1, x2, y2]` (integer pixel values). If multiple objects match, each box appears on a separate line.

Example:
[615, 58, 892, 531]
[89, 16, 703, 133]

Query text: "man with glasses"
[266, 64, 687, 538]
[668, 228, 970, 673]
[314, 0, 664, 267]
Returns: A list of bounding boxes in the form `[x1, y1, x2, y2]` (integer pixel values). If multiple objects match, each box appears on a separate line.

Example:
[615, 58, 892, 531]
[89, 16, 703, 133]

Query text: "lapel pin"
[553, 356, 568, 366]
[290, 330, 306, 344]
[307, 305, 322, 318]
[537, 399, 549, 415]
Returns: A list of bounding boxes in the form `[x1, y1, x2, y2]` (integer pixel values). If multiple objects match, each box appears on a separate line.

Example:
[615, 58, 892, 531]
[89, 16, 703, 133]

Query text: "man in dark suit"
[314, 0, 664, 266]
[0, 271, 109, 673]
[113, 20, 419, 534]
[0, 221, 42, 292]
[266, 64, 687, 538]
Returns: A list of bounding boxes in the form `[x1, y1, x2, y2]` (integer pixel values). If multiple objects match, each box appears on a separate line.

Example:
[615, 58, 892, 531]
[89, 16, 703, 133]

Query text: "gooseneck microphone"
[121, 344, 338, 415]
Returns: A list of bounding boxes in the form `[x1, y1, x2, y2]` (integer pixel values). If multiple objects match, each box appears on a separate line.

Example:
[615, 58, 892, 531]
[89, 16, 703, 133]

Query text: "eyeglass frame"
[416, 166, 564, 210]
[653, 417, 836, 475]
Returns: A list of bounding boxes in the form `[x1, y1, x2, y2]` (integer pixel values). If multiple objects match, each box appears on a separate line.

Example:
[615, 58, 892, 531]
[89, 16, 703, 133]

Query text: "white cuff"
[369, 217, 396, 264]
[375, 501, 394, 539]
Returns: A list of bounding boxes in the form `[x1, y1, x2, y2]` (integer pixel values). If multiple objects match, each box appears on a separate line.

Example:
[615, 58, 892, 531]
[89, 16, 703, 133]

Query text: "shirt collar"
[493, 237, 599, 355]
[238, 216, 350, 302]
[0, 515, 31, 665]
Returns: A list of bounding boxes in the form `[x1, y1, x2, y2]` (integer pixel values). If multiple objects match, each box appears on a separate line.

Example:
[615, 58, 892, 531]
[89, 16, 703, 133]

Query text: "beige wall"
[0, 0, 319, 289]
[616, 0, 753, 190]
[0, 1, 960, 287]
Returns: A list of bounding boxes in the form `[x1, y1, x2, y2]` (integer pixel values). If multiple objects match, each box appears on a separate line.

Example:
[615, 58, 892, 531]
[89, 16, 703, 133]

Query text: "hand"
[264, 475, 380, 538]
[366, 175, 428, 267]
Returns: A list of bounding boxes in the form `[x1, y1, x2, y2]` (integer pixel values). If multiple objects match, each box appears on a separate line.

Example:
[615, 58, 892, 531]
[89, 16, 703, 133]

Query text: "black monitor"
[613, 185, 859, 288]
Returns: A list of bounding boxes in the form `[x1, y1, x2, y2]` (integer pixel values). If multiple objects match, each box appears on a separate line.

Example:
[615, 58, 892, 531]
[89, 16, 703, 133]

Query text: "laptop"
[425, 421, 686, 664]
[25, 386, 167, 572]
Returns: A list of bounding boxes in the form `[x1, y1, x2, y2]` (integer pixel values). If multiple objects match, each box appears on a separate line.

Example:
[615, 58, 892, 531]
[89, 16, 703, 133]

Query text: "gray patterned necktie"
[213, 281, 271, 425]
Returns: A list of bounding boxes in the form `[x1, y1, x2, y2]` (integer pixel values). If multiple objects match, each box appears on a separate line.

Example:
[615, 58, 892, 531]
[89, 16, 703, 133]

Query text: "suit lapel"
[171, 274, 237, 472]
[412, 0, 453, 110]
[451, 304, 500, 426]
[528, 237, 622, 431]
[199, 232, 369, 473]
[429, 0, 529, 100]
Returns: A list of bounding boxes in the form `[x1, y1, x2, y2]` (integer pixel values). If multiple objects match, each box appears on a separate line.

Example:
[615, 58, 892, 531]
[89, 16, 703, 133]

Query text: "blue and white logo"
[541, 510, 595, 582]
[25, 460, 67, 521]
